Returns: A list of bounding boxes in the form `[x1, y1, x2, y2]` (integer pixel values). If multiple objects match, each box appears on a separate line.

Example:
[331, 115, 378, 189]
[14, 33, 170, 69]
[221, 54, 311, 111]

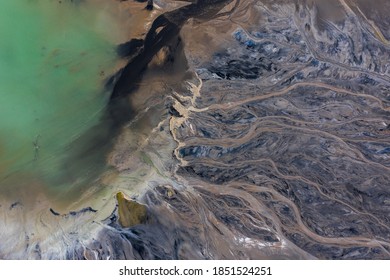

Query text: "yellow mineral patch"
[166, 188, 175, 198]
[162, 185, 176, 198]
[116, 192, 149, 227]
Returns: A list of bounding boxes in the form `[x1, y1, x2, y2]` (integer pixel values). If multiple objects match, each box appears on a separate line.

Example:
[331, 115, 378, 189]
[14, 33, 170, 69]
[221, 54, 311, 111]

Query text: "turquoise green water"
[0, 1, 121, 191]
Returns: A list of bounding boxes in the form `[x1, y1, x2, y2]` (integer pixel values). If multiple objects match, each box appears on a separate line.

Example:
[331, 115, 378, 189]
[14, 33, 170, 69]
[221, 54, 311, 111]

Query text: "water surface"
[0, 0, 122, 194]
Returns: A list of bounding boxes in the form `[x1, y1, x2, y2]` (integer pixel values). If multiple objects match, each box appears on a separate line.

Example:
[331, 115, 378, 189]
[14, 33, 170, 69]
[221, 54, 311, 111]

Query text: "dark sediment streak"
[107, 0, 234, 123]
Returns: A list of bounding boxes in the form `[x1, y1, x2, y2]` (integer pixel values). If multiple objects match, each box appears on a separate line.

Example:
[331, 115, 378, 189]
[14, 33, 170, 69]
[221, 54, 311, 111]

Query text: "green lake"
[0, 1, 122, 193]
